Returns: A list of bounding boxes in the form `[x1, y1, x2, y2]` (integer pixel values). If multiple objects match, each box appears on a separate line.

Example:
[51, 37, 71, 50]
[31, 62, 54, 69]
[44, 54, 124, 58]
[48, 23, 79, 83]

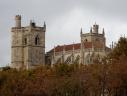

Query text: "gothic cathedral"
[11, 15, 111, 69]
[46, 23, 111, 65]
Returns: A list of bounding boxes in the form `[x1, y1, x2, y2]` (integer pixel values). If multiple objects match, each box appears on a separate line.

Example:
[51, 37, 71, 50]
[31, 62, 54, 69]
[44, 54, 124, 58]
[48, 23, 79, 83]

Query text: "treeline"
[0, 37, 127, 96]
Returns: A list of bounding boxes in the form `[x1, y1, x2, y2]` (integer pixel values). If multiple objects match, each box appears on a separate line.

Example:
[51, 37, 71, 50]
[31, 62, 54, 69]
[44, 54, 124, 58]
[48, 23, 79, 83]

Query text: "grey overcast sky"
[0, 0, 127, 67]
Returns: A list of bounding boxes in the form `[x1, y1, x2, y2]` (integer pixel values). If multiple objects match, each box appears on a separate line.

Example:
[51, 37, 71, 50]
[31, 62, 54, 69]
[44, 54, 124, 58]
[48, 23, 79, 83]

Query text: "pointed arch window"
[35, 35, 39, 45]
[24, 38, 27, 45]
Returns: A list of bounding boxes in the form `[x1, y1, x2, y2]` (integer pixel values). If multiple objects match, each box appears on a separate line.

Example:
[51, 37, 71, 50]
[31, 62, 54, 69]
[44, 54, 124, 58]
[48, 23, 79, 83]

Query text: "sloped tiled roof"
[48, 42, 104, 53]
[54, 43, 81, 52]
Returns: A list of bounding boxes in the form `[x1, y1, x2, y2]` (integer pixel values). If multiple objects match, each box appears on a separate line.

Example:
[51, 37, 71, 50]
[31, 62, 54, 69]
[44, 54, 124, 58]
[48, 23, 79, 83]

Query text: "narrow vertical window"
[24, 38, 27, 45]
[35, 35, 39, 45]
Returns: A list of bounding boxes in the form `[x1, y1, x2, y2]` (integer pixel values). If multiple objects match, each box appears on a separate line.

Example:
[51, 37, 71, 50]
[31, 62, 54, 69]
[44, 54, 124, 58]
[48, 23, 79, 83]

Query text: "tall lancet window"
[24, 38, 27, 45]
[35, 35, 39, 45]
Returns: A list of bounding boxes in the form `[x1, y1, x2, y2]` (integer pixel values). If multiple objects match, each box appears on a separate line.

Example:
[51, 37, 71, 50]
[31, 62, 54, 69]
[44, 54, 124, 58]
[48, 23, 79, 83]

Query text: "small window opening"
[35, 36, 39, 45]
[24, 38, 27, 45]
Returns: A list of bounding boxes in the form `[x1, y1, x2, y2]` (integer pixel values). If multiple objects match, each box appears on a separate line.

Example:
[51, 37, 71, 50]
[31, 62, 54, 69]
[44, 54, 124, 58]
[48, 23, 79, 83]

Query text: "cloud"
[0, 0, 127, 66]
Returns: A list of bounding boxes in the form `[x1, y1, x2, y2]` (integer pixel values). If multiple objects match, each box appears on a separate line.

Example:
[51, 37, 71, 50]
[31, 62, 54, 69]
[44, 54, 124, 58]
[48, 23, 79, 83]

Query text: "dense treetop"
[1, 37, 127, 96]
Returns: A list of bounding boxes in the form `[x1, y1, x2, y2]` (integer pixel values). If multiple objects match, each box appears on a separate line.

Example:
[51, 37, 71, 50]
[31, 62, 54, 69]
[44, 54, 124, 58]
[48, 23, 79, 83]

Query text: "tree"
[111, 37, 127, 60]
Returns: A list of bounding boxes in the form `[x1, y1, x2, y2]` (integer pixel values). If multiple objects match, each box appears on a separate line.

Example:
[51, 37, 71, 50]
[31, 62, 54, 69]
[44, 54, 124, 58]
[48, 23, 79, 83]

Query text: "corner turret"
[102, 28, 105, 36]
[93, 23, 99, 33]
[80, 27, 83, 35]
[30, 20, 36, 27]
[15, 15, 21, 28]
[90, 27, 92, 33]
[43, 21, 46, 32]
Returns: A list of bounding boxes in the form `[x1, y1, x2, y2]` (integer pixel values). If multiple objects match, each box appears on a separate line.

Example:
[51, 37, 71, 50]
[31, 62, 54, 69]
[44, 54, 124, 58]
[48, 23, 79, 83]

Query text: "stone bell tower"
[80, 23, 106, 64]
[11, 15, 46, 69]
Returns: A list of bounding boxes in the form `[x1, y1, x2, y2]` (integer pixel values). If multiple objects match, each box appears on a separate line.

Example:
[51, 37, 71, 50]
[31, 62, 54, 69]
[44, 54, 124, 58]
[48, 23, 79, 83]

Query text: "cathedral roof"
[54, 43, 81, 52]
[48, 42, 104, 53]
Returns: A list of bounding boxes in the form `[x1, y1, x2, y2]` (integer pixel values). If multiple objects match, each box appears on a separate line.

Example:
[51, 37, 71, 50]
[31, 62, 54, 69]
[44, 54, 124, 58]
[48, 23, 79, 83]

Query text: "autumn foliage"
[0, 37, 127, 96]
